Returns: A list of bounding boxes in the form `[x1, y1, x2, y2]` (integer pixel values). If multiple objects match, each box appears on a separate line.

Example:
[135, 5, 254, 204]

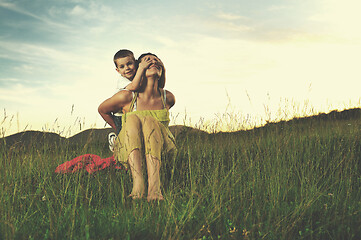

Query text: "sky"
[1, 0, 360, 137]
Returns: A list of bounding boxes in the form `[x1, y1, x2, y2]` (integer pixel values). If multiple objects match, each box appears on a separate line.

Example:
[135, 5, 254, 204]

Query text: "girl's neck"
[139, 76, 159, 98]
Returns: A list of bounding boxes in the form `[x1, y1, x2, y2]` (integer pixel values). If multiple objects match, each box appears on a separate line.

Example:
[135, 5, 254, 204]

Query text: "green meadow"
[0, 108, 360, 239]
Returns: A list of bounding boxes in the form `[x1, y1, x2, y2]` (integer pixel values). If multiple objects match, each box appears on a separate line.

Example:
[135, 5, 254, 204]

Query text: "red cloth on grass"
[55, 154, 123, 174]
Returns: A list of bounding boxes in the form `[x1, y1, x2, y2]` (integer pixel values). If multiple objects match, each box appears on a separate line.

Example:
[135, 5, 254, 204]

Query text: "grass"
[0, 109, 360, 239]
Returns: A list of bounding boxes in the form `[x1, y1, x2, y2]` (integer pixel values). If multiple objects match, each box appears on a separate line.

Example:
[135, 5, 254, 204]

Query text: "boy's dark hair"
[113, 49, 135, 67]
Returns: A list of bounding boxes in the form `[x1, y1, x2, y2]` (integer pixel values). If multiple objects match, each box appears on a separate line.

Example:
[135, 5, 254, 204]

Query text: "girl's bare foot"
[129, 186, 145, 199]
[128, 193, 144, 200]
[145, 154, 163, 202]
[147, 191, 164, 201]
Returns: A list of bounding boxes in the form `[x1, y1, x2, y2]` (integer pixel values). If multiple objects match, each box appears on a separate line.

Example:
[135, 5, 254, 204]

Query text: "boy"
[107, 49, 166, 151]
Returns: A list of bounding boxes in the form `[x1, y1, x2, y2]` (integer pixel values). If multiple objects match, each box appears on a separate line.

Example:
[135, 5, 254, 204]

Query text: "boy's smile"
[115, 56, 136, 80]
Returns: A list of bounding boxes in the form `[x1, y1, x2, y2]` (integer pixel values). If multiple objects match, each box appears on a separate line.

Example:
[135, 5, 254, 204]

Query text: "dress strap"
[163, 89, 167, 105]
[129, 92, 138, 112]
[130, 89, 165, 111]
[161, 89, 166, 109]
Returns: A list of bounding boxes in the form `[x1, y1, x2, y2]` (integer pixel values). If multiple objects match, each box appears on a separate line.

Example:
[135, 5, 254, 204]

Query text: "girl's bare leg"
[146, 154, 164, 201]
[128, 149, 145, 199]
[142, 116, 164, 201]
[124, 114, 145, 199]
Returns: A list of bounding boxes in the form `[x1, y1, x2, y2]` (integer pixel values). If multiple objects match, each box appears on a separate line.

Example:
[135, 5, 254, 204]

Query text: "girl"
[98, 53, 176, 201]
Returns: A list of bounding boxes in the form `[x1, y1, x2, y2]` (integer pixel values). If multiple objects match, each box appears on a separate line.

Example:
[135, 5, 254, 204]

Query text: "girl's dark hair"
[138, 52, 158, 61]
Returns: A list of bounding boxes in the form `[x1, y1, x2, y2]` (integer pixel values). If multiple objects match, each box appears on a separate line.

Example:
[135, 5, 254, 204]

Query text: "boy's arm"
[98, 91, 132, 130]
[124, 57, 152, 91]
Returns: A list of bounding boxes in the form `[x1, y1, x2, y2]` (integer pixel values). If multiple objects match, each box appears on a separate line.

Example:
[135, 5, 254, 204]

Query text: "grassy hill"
[2, 108, 359, 148]
[0, 124, 207, 151]
[0, 108, 360, 239]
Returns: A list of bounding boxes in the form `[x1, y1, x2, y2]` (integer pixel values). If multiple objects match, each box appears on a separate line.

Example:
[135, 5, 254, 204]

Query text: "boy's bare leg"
[146, 154, 164, 201]
[128, 149, 145, 199]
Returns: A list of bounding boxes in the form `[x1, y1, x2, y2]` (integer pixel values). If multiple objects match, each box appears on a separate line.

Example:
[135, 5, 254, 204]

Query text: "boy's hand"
[138, 56, 152, 70]
[155, 57, 165, 69]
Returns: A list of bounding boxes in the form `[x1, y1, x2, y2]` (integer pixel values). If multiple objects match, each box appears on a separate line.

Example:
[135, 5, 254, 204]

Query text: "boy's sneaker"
[108, 132, 117, 152]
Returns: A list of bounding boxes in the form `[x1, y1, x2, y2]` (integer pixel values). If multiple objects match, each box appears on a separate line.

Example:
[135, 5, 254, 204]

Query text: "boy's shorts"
[112, 115, 122, 135]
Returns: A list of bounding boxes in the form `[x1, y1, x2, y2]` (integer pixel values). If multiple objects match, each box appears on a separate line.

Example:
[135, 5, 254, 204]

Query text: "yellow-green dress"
[114, 90, 176, 169]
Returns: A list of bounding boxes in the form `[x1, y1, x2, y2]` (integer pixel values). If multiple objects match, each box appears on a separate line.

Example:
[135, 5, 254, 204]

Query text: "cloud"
[0, 0, 70, 30]
[216, 12, 247, 21]
[266, 5, 288, 11]
[61, 1, 120, 24]
[0, 1, 40, 20]
[13, 64, 34, 73]
[213, 11, 253, 33]
[68, 5, 86, 16]
[0, 40, 85, 78]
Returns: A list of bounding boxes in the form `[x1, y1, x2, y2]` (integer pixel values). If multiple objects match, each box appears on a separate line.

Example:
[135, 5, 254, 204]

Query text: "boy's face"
[115, 56, 136, 80]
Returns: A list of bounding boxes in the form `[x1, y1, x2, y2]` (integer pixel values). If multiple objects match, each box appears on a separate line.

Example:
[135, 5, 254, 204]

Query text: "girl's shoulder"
[161, 89, 175, 108]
